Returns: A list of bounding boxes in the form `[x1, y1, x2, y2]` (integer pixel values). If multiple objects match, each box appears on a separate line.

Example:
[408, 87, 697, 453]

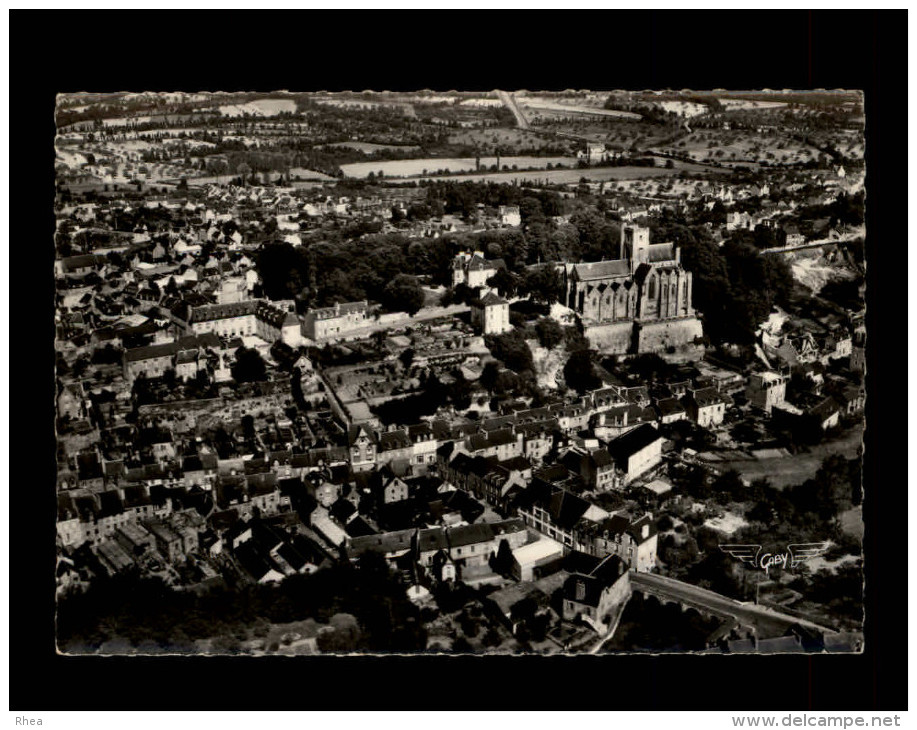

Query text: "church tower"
[621, 225, 651, 270]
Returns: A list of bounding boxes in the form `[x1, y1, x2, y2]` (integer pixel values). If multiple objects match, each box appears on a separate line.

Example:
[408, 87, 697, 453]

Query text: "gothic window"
[647, 276, 656, 299]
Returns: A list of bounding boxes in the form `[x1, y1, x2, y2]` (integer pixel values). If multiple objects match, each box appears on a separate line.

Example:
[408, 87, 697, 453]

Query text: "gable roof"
[572, 260, 631, 281]
[607, 424, 663, 461]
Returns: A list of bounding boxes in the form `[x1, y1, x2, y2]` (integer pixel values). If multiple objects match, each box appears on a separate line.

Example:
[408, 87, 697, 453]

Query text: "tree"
[399, 347, 415, 370]
[255, 242, 309, 301]
[563, 349, 601, 394]
[231, 347, 267, 383]
[486, 268, 519, 298]
[520, 264, 564, 305]
[491, 539, 514, 576]
[534, 317, 565, 350]
[383, 274, 425, 316]
[485, 330, 533, 373]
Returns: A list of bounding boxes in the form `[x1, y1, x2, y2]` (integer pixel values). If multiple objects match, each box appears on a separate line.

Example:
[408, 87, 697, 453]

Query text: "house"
[302, 301, 369, 343]
[452, 251, 506, 289]
[577, 142, 609, 164]
[142, 519, 185, 562]
[684, 387, 727, 428]
[606, 424, 665, 485]
[580, 513, 658, 572]
[233, 540, 285, 584]
[346, 527, 415, 565]
[375, 471, 410, 505]
[348, 423, 377, 473]
[188, 300, 302, 348]
[746, 372, 787, 414]
[464, 428, 523, 462]
[511, 537, 565, 581]
[809, 397, 841, 431]
[440, 452, 527, 513]
[94, 539, 135, 576]
[58, 382, 87, 420]
[561, 447, 617, 492]
[726, 211, 755, 231]
[445, 519, 528, 571]
[655, 397, 687, 424]
[835, 385, 865, 416]
[499, 205, 521, 227]
[121, 333, 220, 382]
[561, 554, 631, 632]
[515, 481, 609, 549]
[470, 291, 511, 335]
[516, 420, 556, 464]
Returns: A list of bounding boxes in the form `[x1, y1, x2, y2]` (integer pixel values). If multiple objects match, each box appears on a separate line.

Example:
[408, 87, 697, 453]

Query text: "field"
[654, 130, 822, 166]
[339, 155, 574, 179]
[100, 116, 153, 127]
[218, 99, 297, 117]
[316, 141, 422, 154]
[410, 159, 711, 186]
[718, 98, 787, 111]
[657, 100, 708, 118]
[459, 98, 504, 108]
[447, 127, 573, 154]
[707, 424, 864, 490]
[519, 99, 642, 120]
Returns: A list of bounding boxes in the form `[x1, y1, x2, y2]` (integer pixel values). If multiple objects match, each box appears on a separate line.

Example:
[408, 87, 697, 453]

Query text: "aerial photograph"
[53, 88, 866, 656]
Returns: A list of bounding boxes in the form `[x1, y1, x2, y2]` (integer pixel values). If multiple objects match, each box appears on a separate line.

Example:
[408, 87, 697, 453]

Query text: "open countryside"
[340, 156, 575, 179]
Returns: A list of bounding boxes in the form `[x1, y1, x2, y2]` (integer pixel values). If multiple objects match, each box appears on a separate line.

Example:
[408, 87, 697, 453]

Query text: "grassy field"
[218, 99, 297, 117]
[448, 126, 571, 152]
[340, 155, 574, 179]
[317, 141, 422, 153]
[409, 159, 711, 185]
[653, 130, 822, 166]
[711, 424, 864, 490]
[519, 99, 642, 120]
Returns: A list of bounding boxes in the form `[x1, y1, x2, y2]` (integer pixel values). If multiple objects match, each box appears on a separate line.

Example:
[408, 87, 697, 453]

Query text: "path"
[497, 90, 529, 130]
[761, 230, 865, 254]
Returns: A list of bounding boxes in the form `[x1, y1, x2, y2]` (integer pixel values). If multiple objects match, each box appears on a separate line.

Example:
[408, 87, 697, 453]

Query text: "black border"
[12, 9, 906, 712]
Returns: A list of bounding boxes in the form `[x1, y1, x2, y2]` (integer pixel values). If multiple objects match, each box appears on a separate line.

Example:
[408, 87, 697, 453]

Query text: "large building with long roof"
[563, 225, 703, 354]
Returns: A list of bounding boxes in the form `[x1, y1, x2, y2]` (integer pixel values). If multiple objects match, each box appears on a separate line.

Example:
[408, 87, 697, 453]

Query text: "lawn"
[409, 161, 710, 186]
[655, 130, 822, 167]
[712, 424, 864, 490]
[340, 155, 574, 179]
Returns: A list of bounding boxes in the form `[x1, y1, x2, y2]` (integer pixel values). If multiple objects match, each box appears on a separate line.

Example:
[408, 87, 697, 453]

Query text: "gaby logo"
[720, 543, 830, 575]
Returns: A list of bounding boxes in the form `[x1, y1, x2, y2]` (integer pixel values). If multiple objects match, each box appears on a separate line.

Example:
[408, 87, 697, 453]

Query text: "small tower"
[621, 224, 651, 269]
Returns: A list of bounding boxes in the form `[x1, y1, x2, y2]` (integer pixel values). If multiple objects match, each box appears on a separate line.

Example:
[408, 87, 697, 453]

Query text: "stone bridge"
[628, 572, 837, 637]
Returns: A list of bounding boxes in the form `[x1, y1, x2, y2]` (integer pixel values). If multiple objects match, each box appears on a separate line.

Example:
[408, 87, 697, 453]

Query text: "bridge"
[628, 571, 838, 636]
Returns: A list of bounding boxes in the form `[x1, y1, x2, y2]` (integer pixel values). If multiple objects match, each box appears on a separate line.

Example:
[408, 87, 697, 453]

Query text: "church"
[563, 225, 704, 354]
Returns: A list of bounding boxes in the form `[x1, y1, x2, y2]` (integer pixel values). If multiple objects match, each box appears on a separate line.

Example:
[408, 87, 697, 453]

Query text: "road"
[497, 90, 529, 130]
[629, 572, 837, 637]
[761, 230, 864, 254]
